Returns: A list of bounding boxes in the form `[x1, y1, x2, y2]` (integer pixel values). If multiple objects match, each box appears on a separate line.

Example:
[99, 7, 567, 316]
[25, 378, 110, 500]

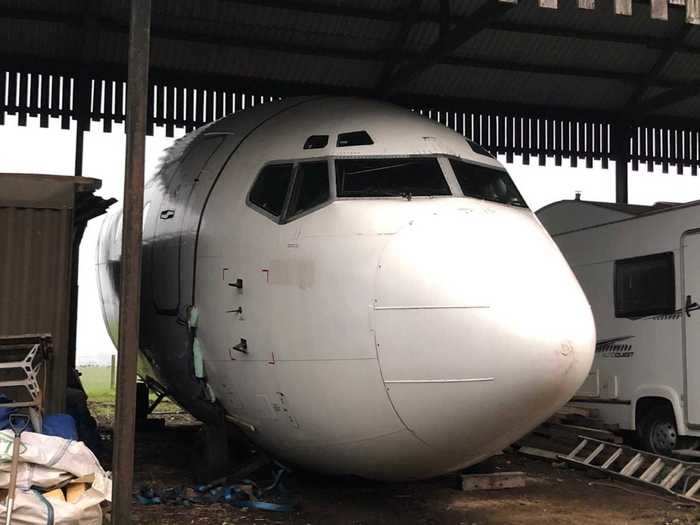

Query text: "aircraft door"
[683, 230, 700, 425]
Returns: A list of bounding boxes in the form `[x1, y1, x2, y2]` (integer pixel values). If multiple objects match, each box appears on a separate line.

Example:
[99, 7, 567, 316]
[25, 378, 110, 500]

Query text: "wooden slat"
[49, 74, 59, 118]
[103, 79, 113, 133]
[615, 0, 633, 14]
[539, 0, 558, 7]
[215, 89, 224, 120]
[186, 87, 195, 132]
[166, 84, 175, 137]
[689, 0, 700, 23]
[602, 123, 609, 169]
[205, 88, 213, 124]
[646, 127, 653, 171]
[60, 75, 71, 129]
[18, 72, 28, 126]
[29, 72, 39, 117]
[571, 121, 579, 167]
[651, 0, 669, 20]
[92, 78, 103, 124]
[632, 126, 640, 171]
[196, 87, 205, 127]
[538, 118, 546, 165]
[6, 71, 17, 116]
[156, 83, 165, 129]
[115, 80, 125, 123]
[578, 0, 595, 9]
[0, 71, 5, 125]
[39, 73, 49, 128]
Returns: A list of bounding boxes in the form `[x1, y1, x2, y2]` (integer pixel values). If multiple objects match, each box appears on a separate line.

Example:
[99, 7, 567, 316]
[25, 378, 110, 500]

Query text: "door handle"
[686, 295, 699, 317]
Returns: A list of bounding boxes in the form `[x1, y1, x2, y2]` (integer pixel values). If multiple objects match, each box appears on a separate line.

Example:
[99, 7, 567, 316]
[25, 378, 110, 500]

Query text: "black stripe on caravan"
[190, 96, 328, 304]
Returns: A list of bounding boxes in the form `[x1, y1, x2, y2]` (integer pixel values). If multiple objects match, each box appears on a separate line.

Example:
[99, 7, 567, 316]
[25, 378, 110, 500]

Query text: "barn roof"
[1, 0, 699, 174]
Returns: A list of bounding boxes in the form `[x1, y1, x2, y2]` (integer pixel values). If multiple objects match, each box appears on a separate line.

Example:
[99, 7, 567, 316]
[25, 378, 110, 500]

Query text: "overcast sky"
[2, 115, 700, 365]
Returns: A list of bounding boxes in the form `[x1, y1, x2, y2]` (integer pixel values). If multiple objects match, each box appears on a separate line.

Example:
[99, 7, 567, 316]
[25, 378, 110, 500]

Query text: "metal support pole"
[613, 123, 630, 204]
[112, 1, 151, 523]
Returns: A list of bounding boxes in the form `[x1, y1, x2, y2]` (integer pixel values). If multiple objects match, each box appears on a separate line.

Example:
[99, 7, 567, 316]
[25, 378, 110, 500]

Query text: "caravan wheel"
[639, 407, 677, 455]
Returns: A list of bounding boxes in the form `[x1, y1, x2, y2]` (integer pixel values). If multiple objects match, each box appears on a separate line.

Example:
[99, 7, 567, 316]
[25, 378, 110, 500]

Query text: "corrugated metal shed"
[0, 174, 111, 413]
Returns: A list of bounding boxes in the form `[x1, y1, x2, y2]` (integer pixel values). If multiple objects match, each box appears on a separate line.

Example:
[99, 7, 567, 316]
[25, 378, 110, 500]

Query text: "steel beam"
[111, 0, 151, 523]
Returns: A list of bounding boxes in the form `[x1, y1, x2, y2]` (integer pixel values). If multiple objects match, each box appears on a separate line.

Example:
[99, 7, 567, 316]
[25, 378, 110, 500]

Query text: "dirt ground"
[91, 408, 700, 525]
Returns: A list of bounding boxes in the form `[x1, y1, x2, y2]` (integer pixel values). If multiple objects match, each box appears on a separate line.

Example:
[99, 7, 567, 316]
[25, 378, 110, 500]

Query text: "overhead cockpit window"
[249, 163, 293, 217]
[335, 158, 451, 198]
[466, 139, 494, 159]
[337, 131, 374, 147]
[304, 135, 329, 150]
[449, 159, 528, 208]
[287, 162, 330, 218]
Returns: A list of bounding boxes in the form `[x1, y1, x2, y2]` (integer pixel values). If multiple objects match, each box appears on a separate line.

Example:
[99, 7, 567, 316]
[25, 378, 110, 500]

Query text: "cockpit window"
[335, 157, 451, 198]
[449, 159, 527, 208]
[249, 163, 293, 217]
[287, 161, 330, 218]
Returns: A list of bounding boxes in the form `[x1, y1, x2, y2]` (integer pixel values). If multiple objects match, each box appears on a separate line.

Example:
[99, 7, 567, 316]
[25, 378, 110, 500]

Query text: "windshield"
[335, 157, 452, 198]
[449, 159, 528, 208]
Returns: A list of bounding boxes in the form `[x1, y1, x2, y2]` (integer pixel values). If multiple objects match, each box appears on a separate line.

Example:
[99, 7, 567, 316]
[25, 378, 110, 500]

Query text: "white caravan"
[97, 97, 595, 480]
[538, 199, 700, 454]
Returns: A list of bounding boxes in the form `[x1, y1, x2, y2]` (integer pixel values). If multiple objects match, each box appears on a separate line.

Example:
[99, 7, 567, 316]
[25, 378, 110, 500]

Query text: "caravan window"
[614, 252, 675, 318]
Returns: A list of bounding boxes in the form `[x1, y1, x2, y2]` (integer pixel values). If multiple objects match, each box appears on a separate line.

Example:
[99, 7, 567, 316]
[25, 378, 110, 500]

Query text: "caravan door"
[683, 230, 700, 425]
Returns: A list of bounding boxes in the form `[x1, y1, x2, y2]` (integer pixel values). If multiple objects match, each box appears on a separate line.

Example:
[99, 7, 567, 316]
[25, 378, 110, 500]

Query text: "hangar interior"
[2, 0, 700, 522]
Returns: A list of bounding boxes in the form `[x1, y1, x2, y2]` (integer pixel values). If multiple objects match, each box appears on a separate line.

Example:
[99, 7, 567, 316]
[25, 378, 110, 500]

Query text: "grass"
[78, 365, 115, 403]
[78, 365, 188, 425]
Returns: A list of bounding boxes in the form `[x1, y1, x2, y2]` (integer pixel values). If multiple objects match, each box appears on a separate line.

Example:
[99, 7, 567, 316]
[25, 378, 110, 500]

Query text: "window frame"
[443, 155, 529, 209]
[334, 154, 458, 200]
[247, 158, 334, 224]
[614, 252, 676, 318]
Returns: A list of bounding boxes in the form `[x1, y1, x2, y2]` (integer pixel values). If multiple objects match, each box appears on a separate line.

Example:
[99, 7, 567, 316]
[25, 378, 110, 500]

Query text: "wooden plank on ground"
[461, 472, 526, 491]
[518, 446, 560, 461]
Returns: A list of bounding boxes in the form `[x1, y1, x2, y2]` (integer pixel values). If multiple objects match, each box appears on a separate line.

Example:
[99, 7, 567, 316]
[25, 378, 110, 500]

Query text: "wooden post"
[110, 354, 116, 390]
[111, 0, 151, 523]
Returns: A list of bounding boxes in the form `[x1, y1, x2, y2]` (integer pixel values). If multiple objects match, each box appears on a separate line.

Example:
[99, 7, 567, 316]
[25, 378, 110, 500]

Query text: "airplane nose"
[373, 208, 595, 474]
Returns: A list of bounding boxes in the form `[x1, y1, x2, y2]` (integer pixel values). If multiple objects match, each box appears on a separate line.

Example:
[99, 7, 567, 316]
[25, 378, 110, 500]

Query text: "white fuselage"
[97, 97, 595, 480]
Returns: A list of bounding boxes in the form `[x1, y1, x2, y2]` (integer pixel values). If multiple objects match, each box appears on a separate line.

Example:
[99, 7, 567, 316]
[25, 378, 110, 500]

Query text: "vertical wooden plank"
[61, 75, 71, 129]
[92, 78, 103, 124]
[489, 114, 497, 155]
[166, 84, 175, 137]
[660, 127, 669, 173]
[506, 116, 514, 162]
[671, 129, 681, 174]
[104, 79, 113, 133]
[602, 123, 609, 169]
[186, 87, 195, 132]
[571, 121, 578, 167]
[651, 0, 669, 20]
[176, 86, 185, 129]
[578, 0, 595, 9]
[683, 129, 691, 170]
[49, 74, 59, 118]
[196, 87, 205, 127]
[514, 115, 523, 158]
[688, 0, 700, 23]
[7, 71, 17, 116]
[554, 120, 562, 166]
[0, 70, 5, 125]
[29, 72, 39, 117]
[479, 113, 487, 149]
[205, 88, 214, 124]
[538, 118, 546, 166]
[216, 89, 224, 120]
[497, 114, 505, 155]
[692, 131, 698, 175]
[631, 126, 639, 171]
[18, 72, 28, 126]
[156, 83, 165, 130]
[585, 122, 593, 168]
[547, 118, 555, 159]
[39, 73, 49, 127]
[615, 0, 633, 15]
[115, 80, 125, 123]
